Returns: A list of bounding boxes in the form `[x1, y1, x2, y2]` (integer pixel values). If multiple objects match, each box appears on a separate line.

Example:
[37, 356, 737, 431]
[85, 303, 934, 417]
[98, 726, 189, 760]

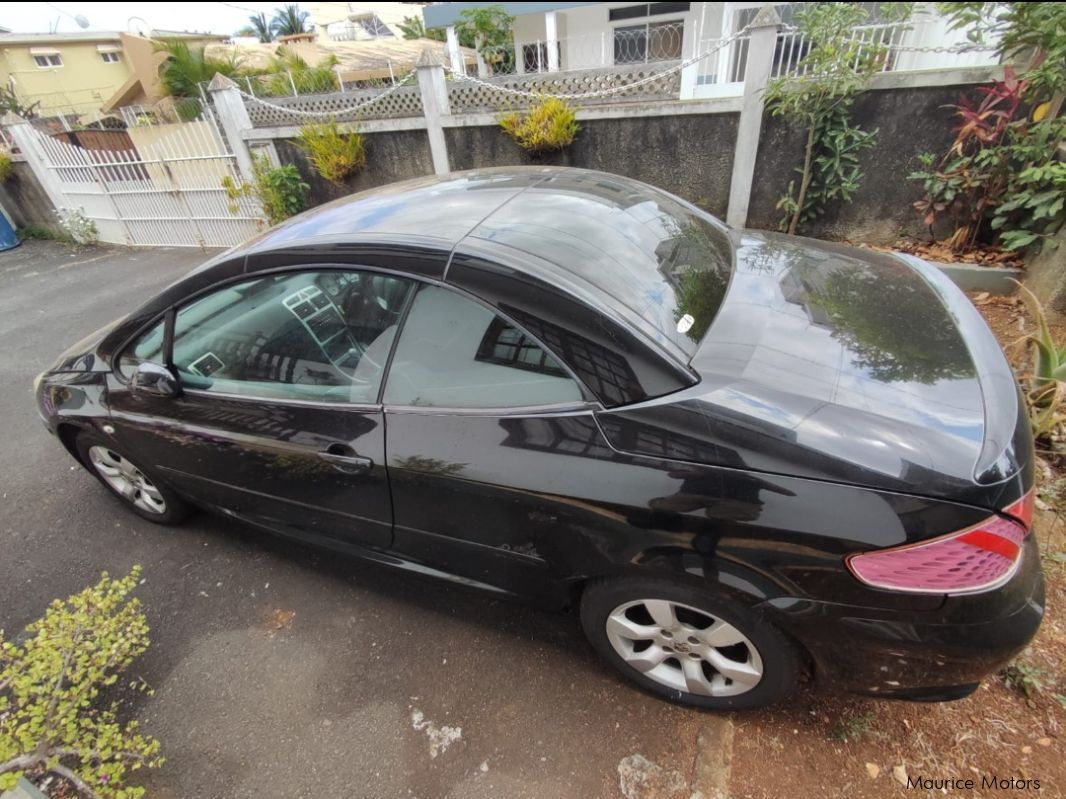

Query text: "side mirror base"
[131, 362, 181, 398]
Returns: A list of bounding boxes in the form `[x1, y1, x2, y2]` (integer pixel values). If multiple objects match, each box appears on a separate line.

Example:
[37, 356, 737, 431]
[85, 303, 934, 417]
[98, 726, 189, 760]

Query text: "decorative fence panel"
[28, 118, 261, 248]
[244, 84, 424, 128]
[446, 65, 683, 114]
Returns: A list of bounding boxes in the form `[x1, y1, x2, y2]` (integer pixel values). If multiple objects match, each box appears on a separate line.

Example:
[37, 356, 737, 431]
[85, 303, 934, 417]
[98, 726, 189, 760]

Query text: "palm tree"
[248, 12, 274, 43]
[272, 4, 309, 37]
[157, 40, 243, 98]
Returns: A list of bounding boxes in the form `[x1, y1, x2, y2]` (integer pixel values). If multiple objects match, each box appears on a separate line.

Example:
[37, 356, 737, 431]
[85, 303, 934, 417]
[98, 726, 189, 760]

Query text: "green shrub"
[297, 120, 366, 183]
[223, 155, 309, 226]
[0, 150, 12, 183]
[500, 96, 579, 153]
[0, 567, 163, 798]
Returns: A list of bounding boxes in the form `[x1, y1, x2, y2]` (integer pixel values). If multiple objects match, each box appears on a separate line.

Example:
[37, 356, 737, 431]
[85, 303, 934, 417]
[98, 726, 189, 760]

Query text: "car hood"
[600, 231, 1031, 507]
[47, 318, 123, 373]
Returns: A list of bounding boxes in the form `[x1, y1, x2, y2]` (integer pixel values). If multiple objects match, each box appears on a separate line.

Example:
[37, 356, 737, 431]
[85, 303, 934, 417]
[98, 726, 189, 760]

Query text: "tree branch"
[52, 763, 100, 799]
[0, 753, 43, 774]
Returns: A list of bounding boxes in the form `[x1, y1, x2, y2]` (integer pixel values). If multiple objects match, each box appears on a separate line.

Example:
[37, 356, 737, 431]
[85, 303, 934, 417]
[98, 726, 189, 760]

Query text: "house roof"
[0, 30, 222, 46]
[204, 37, 475, 74]
[423, 2, 600, 29]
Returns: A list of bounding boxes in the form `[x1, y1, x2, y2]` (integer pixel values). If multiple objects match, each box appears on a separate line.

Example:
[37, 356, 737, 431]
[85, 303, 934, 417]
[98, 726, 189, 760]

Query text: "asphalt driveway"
[0, 241, 714, 798]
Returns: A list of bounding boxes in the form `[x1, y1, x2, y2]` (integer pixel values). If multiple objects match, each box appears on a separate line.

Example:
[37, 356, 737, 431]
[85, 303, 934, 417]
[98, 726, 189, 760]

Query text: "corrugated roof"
[204, 37, 474, 72]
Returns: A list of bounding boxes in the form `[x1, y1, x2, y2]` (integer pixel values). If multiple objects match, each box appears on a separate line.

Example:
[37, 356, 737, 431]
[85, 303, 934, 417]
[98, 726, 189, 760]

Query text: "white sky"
[1, 2, 304, 36]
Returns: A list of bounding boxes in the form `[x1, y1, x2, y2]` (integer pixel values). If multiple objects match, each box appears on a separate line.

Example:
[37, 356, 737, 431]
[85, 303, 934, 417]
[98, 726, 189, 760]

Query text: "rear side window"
[120, 270, 411, 404]
[383, 285, 583, 408]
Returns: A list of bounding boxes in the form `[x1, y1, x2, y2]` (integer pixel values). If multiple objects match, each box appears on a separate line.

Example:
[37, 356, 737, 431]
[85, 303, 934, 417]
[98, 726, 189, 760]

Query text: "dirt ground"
[729, 291, 1066, 798]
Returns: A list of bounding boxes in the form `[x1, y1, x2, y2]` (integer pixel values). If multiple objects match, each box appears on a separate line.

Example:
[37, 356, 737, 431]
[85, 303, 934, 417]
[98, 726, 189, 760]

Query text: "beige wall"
[0, 39, 132, 117]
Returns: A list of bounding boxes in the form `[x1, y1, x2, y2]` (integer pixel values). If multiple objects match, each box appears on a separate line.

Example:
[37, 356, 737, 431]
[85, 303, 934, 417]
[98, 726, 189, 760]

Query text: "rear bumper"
[758, 536, 1045, 701]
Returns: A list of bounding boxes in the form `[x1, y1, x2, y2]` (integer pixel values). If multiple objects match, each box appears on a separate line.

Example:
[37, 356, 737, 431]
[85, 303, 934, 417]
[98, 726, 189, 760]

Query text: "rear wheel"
[75, 432, 190, 525]
[580, 576, 801, 710]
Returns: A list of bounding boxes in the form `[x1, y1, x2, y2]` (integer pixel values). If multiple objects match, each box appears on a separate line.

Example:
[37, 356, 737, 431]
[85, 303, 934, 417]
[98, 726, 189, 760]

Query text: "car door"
[107, 268, 413, 552]
[381, 282, 617, 599]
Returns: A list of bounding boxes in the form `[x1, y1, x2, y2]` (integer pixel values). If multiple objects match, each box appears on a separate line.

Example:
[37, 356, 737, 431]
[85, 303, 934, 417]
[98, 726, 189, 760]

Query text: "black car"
[35, 167, 1043, 710]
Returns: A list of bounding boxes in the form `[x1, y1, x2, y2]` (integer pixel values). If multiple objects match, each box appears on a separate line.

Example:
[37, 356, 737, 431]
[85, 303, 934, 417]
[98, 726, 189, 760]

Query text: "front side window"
[33, 54, 63, 68]
[120, 270, 411, 404]
[100, 52, 121, 64]
[383, 285, 583, 409]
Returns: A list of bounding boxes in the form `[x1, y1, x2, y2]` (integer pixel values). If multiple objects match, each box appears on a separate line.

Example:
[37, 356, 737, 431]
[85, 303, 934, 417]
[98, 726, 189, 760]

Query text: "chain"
[887, 41, 997, 53]
[237, 71, 417, 119]
[443, 24, 754, 100]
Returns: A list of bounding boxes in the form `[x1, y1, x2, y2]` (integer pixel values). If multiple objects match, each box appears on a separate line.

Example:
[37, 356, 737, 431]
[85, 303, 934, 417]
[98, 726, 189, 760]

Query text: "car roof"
[238, 166, 733, 367]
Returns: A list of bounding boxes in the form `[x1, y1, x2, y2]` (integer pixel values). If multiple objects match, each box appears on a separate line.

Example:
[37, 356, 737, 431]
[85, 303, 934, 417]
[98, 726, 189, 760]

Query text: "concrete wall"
[275, 128, 435, 204]
[747, 83, 972, 243]
[0, 160, 61, 233]
[443, 113, 739, 217]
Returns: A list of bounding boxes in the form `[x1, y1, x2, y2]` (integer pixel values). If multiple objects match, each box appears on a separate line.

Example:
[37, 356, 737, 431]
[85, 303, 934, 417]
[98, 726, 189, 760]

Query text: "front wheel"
[580, 576, 802, 710]
[76, 432, 191, 525]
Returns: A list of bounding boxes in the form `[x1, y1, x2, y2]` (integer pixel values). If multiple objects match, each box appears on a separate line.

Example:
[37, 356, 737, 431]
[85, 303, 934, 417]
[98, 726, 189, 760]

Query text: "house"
[101, 31, 229, 120]
[0, 30, 225, 123]
[304, 2, 414, 42]
[423, 2, 997, 97]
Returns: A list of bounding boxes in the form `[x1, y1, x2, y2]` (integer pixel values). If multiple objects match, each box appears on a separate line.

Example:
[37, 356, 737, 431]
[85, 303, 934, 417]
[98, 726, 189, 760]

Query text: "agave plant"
[1015, 281, 1066, 441]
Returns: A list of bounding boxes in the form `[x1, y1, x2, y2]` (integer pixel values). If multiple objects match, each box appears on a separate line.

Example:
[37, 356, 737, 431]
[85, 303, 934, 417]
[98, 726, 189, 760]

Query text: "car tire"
[580, 575, 801, 710]
[75, 431, 191, 525]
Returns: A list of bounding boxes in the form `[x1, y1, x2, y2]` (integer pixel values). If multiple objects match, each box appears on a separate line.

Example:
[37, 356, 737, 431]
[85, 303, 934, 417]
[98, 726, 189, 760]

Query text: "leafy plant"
[296, 120, 366, 182]
[457, 4, 515, 74]
[913, 3, 1066, 254]
[776, 104, 877, 232]
[272, 3, 310, 38]
[1000, 656, 1048, 699]
[224, 155, 309, 226]
[259, 48, 339, 96]
[500, 96, 579, 153]
[55, 208, 98, 246]
[156, 40, 243, 99]
[0, 86, 39, 119]
[764, 3, 899, 234]
[1015, 281, 1066, 441]
[0, 150, 12, 183]
[0, 567, 163, 798]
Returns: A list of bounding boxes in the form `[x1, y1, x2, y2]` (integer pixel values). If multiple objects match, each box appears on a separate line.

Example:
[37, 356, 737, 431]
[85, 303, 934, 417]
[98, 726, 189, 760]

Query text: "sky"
[0, 2, 326, 36]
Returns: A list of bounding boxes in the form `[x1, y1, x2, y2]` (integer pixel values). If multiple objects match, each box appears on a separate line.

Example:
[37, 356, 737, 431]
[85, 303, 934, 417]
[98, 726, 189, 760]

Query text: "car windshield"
[471, 172, 735, 362]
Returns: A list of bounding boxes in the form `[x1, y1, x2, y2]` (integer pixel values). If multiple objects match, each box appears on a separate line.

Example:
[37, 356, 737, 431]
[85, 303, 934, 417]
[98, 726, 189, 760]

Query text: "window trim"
[33, 53, 63, 68]
[112, 263, 602, 416]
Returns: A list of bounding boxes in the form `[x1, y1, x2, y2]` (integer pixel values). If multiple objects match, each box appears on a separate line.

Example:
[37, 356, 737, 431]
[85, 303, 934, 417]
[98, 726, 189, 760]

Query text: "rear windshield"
[472, 172, 735, 362]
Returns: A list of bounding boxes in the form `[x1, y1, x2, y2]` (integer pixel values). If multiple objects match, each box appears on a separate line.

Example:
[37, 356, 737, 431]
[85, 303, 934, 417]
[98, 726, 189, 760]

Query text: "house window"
[608, 3, 690, 22]
[32, 54, 63, 68]
[358, 15, 393, 37]
[614, 20, 684, 64]
[521, 41, 560, 72]
[100, 52, 121, 64]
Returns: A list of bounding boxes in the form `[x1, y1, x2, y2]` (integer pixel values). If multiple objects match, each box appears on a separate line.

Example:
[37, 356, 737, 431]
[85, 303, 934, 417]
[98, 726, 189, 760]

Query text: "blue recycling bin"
[0, 204, 19, 252]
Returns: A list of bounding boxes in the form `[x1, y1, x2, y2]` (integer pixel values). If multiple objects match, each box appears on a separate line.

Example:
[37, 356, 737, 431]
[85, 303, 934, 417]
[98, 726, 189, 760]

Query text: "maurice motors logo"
[907, 775, 1041, 791]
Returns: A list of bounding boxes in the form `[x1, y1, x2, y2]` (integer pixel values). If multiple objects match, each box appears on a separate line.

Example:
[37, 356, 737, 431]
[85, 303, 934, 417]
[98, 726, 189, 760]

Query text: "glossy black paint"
[36, 167, 1043, 700]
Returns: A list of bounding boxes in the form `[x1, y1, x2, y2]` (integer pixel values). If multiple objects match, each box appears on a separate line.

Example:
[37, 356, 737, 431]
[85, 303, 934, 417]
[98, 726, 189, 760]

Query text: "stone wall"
[0, 160, 61, 233]
[747, 83, 975, 242]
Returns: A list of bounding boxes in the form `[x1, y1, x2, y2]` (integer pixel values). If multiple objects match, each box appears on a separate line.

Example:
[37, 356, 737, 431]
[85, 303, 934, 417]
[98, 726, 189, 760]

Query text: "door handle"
[319, 443, 373, 475]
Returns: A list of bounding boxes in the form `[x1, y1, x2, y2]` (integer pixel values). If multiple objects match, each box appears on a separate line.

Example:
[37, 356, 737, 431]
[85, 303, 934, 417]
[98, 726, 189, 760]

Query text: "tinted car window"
[121, 271, 411, 404]
[469, 170, 734, 359]
[383, 285, 582, 408]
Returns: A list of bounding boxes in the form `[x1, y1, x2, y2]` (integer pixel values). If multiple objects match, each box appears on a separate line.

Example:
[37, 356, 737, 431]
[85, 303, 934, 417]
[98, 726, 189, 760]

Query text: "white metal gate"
[24, 118, 262, 248]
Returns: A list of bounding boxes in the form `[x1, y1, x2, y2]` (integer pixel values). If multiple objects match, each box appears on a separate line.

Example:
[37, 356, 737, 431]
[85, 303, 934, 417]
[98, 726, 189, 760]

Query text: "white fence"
[9, 117, 262, 247]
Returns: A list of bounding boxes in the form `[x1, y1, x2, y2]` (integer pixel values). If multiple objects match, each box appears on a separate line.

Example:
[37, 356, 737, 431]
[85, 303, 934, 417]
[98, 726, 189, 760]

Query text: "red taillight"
[846, 489, 1034, 594]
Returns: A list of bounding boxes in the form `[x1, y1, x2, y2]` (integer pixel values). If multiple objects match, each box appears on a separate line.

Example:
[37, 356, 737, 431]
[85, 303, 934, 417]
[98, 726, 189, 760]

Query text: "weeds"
[296, 120, 366, 183]
[1000, 658, 1048, 699]
[500, 96, 579, 153]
